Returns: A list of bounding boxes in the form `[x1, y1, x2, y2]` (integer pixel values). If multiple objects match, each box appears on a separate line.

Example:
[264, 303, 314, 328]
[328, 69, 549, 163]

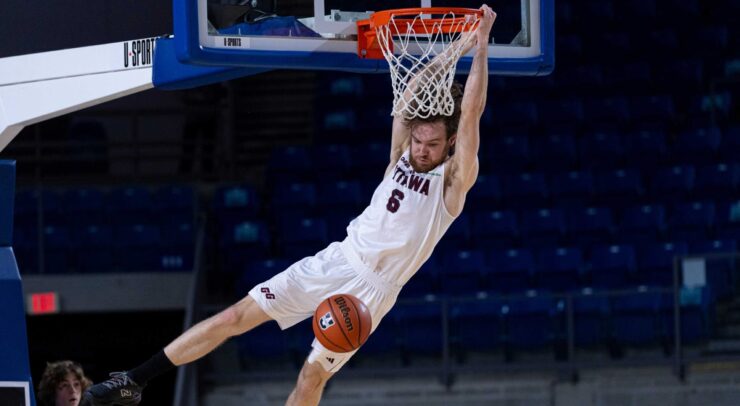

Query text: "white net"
[375, 11, 481, 119]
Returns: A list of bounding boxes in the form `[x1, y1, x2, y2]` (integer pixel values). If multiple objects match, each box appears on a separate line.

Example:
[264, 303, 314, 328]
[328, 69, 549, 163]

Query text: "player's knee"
[295, 366, 329, 396]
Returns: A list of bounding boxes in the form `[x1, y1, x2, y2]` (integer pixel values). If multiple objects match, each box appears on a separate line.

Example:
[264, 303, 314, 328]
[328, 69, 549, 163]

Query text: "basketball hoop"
[357, 7, 483, 119]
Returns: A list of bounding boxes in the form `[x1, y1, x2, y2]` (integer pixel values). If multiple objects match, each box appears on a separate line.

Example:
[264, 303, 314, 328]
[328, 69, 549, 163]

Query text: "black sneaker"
[82, 372, 144, 406]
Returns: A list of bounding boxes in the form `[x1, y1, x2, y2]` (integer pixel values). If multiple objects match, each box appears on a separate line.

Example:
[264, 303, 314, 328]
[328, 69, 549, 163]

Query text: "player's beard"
[409, 143, 450, 173]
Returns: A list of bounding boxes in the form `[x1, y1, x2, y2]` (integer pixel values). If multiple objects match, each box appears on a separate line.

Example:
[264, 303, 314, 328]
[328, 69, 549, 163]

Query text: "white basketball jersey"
[341, 150, 456, 286]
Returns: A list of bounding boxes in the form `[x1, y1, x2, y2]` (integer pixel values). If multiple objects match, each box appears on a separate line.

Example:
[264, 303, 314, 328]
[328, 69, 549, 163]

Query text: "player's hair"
[37, 360, 92, 406]
[405, 81, 464, 139]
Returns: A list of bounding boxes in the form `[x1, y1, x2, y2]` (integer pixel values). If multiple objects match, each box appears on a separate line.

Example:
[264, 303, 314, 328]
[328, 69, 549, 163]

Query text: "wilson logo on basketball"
[318, 312, 335, 330]
[334, 297, 354, 332]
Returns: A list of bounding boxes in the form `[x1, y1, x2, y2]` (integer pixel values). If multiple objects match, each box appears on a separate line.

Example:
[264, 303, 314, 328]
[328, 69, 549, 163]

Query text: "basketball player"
[83, 5, 495, 406]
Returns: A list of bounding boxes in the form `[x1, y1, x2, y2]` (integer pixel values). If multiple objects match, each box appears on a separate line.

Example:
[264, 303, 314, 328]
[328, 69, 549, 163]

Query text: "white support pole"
[0, 38, 157, 153]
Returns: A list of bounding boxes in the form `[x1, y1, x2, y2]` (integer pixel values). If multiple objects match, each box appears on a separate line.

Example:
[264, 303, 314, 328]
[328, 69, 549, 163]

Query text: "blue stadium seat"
[624, 130, 667, 169]
[537, 98, 583, 126]
[450, 297, 505, 353]
[567, 207, 614, 247]
[668, 201, 715, 242]
[437, 213, 471, 251]
[649, 165, 695, 201]
[535, 247, 583, 292]
[531, 133, 578, 171]
[351, 142, 388, 176]
[487, 135, 531, 173]
[583, 97, 630, 125]
[694, 163, 738, 199]
[466, 174, 501, 210]
[717, 126, 740, 161]
[106, 186, 153, 226]
[319, 180, 362, 211]
[14, 189, 39, 227]
[42, 225, 70, 273]
[488, 249, 535, 294]
[643, 30, 679, 58]
[219, 219, 270, 272]
[62, 188, 105, 225]
[520, 208, 566, 247]
[715, 200, 740, 245]
[440, 249, 487, 296]
[630, 95, 675, 123]
[685, 25, 728, 56]
[618, 0, 656, 21]
[71, 224, 114, 272]
[636, 242, 688, 287]
[548, 171, 593, 205]
[158, 222, 195, 271]
[593, 169, 643, 207]
[35, 190, 64, 226]
[266, 146, 313, 182]
[504, 292, 559, 349]
[471, 210, 518, 249]
[579, 132, 624, 170]
[611, 289, 664, 346]
[605, 62, 652, 89]
[319, 109, 358, 141]
[662, 0, 700, 20]
[672, 127, 721, 165]
[502, 173, 548, 208]
[587, 244, 636, 289]
[153, 185, 196, 225]
[573, 292, 611, 347]
[323, 208, 358, 242]
[311, 144, 353, 179]
[619, 204, 665, 244]
[212, 184, 260, 220]
[395, 300, 444, 356]
[556, 65, 603, 90]
[358, 105, 393, 135]
[279, 217, 329, 260]
[402, 257, 439, 298]
[491, 101, 537, 128]
[272, 182, 318, 210]
[113, 224, 162, 271]
[654, 60, 704, 90]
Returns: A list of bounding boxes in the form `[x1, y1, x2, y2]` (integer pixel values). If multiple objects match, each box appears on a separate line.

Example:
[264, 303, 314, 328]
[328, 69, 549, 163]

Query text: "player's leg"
[164, 294, 271, 365]
[286, 360, 335, 406]
[82, 295, 271, 406]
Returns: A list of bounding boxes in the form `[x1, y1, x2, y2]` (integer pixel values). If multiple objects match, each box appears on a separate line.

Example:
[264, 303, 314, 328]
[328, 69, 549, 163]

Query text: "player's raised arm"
[444, 5, 495, 215]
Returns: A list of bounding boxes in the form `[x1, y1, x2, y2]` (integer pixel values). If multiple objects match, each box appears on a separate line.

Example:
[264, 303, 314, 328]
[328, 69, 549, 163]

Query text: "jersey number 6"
[386, 189, 405, 213]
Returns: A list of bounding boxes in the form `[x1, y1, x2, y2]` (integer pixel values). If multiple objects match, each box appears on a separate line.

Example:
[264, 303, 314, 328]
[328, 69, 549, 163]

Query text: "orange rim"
[369, 7, 483, 34]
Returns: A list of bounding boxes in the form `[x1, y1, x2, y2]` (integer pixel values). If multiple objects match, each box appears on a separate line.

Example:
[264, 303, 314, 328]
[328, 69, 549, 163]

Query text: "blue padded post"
[0, 160, 36, 406]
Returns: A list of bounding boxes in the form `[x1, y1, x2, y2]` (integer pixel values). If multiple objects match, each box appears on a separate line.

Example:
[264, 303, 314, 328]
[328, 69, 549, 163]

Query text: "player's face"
[409, 121, 455, 173]
[55, 373, 82, 406]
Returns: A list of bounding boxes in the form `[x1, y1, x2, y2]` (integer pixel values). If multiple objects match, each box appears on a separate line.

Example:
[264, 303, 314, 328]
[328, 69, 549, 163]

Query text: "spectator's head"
[37, 361, 92, 406]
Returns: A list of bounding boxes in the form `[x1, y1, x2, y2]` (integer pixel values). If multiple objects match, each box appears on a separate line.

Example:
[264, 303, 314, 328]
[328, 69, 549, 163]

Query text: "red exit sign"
[27, 292, 59, 315]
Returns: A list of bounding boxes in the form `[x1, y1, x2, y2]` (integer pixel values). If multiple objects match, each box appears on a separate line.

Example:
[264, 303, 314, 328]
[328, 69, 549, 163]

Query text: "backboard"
[173, 0, 554, 75]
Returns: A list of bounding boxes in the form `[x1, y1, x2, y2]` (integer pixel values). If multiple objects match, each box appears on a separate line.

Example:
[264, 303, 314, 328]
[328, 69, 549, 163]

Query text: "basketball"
[312, 294, 372, 353]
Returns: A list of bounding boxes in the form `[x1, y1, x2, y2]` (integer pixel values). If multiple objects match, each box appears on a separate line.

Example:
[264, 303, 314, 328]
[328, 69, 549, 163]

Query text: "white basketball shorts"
[248, 241, 402, 372]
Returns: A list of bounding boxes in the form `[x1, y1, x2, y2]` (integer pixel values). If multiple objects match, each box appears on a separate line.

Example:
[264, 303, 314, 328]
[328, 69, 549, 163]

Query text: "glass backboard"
[173, 0, 553, 75]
